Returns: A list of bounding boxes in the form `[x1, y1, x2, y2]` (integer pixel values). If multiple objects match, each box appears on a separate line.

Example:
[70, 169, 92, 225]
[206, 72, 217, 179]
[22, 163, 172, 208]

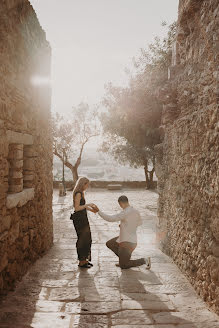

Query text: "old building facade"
[0, 0, 53, 291]
[156, 0, 219, 313]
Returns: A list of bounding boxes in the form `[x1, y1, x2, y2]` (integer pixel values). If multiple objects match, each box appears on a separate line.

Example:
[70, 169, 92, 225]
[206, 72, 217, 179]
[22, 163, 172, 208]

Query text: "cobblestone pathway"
[0, 189, 218, 328]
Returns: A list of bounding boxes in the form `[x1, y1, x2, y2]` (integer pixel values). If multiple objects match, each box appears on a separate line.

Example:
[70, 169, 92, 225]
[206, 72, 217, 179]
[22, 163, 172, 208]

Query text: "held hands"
[86, 203, 99, 213]
[85, 203, 95, 211]
[92, 204, 99, 213]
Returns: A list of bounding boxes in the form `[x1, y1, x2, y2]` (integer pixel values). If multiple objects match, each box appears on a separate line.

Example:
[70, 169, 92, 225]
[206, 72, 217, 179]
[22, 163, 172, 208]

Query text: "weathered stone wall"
[0, 0, 53, 292]
[156, 0, 219, 313]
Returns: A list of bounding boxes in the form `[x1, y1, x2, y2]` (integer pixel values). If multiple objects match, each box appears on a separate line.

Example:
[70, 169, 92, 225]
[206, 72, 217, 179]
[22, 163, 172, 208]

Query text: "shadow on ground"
[0, 189, 218, 328]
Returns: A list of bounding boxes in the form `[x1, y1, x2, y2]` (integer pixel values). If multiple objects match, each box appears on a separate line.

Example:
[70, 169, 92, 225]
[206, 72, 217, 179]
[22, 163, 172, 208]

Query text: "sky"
[30, 0, 179, 115]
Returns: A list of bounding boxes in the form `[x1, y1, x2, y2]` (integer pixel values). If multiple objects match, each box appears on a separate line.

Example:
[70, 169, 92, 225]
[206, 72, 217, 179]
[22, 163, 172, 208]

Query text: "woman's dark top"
[74, 191, 87, 213]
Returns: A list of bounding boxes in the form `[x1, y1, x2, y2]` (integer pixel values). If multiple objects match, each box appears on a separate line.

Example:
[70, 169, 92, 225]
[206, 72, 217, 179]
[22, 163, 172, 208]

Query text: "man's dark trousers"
[106, 236, 145, 269]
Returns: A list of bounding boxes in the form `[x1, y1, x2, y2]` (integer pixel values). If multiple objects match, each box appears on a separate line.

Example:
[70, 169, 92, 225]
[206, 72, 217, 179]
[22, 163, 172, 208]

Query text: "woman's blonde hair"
[73, 176, 90, 205]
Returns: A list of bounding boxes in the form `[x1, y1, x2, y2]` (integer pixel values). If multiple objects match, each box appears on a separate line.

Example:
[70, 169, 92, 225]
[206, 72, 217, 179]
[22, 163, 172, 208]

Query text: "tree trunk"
[149, 169, 154, 189]
[144, 160, 150, 189]
[71, 166, 79, 186]
[144, 160, 155, 190]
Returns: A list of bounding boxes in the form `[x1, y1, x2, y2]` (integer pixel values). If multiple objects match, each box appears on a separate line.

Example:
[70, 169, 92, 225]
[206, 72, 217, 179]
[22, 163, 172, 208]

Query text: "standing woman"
[72, 177, 95, 268]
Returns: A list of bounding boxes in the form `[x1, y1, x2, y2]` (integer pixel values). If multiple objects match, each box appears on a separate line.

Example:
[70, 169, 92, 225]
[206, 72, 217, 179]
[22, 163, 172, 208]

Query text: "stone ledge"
[6, 130, 33, 145]
[6, 188, 35, 209]
[107, 184, 122, 190]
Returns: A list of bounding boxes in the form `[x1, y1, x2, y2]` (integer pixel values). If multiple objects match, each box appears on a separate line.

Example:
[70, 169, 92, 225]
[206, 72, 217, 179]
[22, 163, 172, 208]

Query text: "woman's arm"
[74, 193, 94, 212]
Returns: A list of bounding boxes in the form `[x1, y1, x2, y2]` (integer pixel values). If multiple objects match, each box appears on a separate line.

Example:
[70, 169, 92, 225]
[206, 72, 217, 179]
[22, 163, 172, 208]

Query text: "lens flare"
[31, 76, 51, 86]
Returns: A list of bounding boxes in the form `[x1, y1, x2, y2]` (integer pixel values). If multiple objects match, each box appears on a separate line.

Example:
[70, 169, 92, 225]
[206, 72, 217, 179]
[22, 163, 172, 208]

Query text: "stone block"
[0, 159, 9, 177]
[213, 71, 219, 81]
[30, 229, 35, 242]
[7, 244, 16, 261]
[0, 184, 8, 199]
[9, 170, 23, 179]
[0, 253, 8, 272]
[212, 243, 219, 257]
[121, 300, 175, 311]
[9, 178, 23, 186]
[23, 234, 29, 250]
[211, 218, 219, 241]
[6, 188, 35, 209]
[6, 0, 24, 10]
[23, 174, 34, 181]
[8, 184, 23, 194]
[8, 222, 20, 245]
[6, 262, 18, 280]
[0, 215, 11, 233]
[23, 181, 34, 188]
[23, 159, 34, 171]
[107, 184, 122, 190]
[0, 231, 8, 243]
[8, 149, 23, 160]
[24, 146, 37, 158]
[9, 160, 23, 169]
[20, 217, 29, 232]
[6, 130, 33, 145]
[9, 144, 23, 151]
[0, 141, 9, 157]
[111, 310, 153, 326]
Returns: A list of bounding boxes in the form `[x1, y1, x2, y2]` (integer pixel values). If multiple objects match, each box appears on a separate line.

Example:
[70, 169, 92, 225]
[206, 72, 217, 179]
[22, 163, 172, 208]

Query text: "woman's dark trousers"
[73, 217, 92, 261]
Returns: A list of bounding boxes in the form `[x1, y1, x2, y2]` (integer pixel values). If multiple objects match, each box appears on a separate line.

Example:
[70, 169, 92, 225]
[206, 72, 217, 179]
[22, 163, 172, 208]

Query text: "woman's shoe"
[88, 262, 93, 267]
[78, 263, 92, 268]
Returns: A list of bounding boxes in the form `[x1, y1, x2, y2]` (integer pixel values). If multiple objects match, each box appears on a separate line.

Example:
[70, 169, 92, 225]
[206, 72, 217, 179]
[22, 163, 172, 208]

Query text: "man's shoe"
[145, 257, 151, 270]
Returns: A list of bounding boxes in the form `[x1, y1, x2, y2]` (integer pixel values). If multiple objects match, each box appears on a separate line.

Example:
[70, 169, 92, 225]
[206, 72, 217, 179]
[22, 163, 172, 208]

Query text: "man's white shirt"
[98, 206, 142, 243]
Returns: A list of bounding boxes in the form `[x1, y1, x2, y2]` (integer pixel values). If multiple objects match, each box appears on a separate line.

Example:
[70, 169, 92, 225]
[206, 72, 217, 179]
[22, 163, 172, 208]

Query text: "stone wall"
[53, 180, 156, 189]
[156, 0, 219, 313]
[0, 0, 53, 292]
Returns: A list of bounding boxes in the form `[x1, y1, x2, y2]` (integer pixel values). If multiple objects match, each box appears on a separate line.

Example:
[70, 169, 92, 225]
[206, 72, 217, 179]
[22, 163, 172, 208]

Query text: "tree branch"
[74, 133, 99, 169]
[53, 148, 62, 161]
[53, 148, 74, 171]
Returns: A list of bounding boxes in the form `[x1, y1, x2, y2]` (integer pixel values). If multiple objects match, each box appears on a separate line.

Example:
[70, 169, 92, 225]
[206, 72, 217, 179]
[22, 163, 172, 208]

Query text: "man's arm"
[98, 210, 125, 222]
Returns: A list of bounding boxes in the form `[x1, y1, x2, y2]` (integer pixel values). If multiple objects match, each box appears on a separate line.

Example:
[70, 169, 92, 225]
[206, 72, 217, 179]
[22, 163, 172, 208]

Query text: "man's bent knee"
[119, 263, 129, 269]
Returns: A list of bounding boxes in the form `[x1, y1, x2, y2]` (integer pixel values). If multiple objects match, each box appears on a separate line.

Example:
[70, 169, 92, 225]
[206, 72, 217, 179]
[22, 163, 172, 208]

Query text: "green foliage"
[101, 135, 153, 169]
[133, 21, 177, 88]
[100, 22, 176, 180]
[102, 82, 162, 150]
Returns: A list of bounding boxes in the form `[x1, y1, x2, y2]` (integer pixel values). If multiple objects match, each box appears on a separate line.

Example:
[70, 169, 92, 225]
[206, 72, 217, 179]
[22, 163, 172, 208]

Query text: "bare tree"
[53, 103, 99, 184]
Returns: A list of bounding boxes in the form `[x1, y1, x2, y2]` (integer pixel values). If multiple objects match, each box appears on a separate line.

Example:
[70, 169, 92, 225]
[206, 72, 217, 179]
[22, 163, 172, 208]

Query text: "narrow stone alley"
[0, 189, 218, 328]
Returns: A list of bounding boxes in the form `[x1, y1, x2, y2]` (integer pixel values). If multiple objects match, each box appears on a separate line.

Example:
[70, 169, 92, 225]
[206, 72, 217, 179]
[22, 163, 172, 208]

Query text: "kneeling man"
[94, 195, 151, 270]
